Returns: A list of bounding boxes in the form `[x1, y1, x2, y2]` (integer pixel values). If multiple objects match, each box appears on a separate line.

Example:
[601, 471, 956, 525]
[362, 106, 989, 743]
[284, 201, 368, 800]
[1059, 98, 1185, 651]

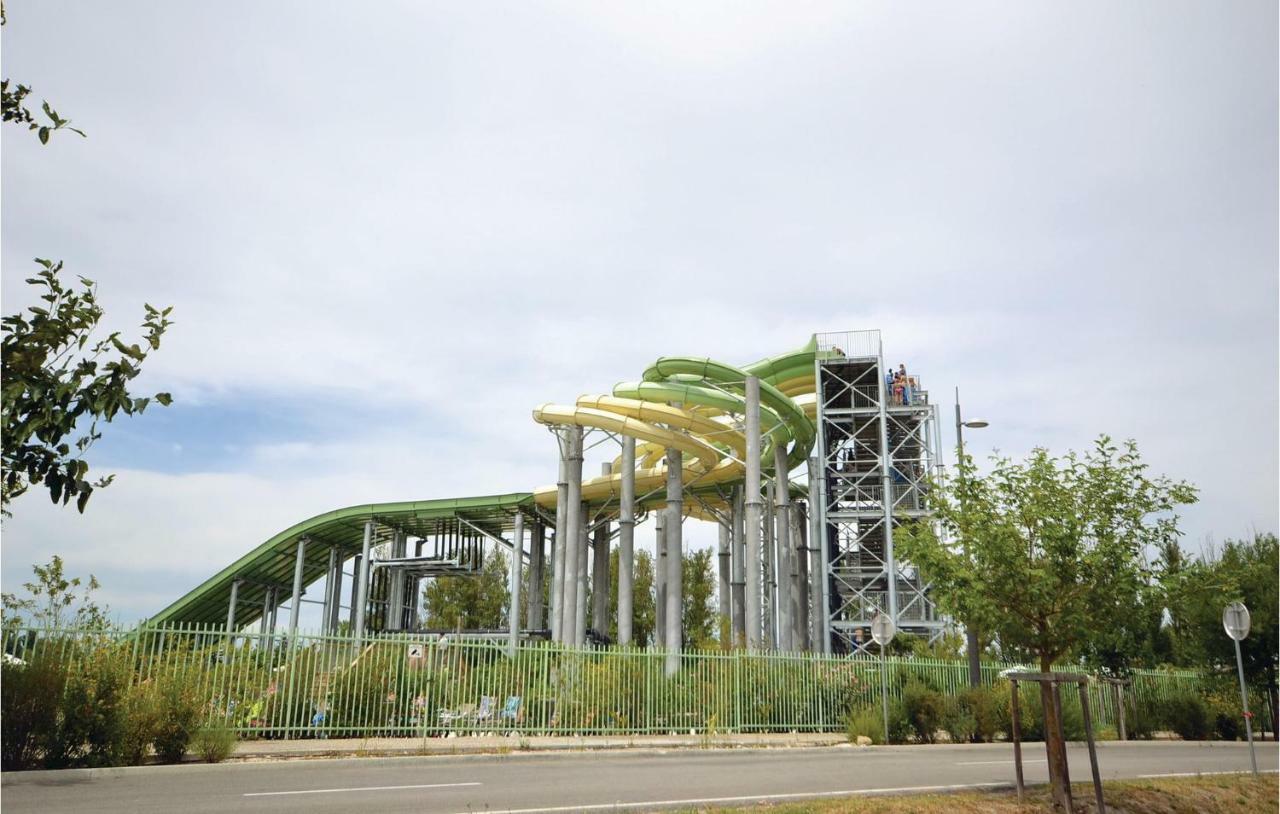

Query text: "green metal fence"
[2, 624, 1202, 739]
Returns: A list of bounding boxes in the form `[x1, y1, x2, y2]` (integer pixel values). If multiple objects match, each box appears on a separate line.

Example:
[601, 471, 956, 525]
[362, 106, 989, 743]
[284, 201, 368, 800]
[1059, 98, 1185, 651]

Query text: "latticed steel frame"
[813, 333, 944, 653]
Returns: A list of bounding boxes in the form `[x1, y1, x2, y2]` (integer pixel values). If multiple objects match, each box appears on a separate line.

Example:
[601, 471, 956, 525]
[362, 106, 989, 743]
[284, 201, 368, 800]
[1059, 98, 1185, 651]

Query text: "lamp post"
[955, 387, 988, 689]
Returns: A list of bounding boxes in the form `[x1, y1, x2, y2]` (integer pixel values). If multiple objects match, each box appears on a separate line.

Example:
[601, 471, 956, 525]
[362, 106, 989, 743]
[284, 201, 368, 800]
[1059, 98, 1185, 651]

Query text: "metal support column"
[794, 502, 810, 650]
[665, 447, 683, 676]
[774, 445, 792, 651]
[526, 519, 544, 630]
[353, 521, 374, 641]
[745, 375, 764, 651]
[259, 586, 272, 637]
[551, 428, 569, 642]
[386, 531, 405, 631]
[322, 545, 338, 633]
[508, 513, 523, 657]
[655, 510, 666, 648]
[875, 354, 899, 624]
[808, 455, 831, 653]
[348, 555, 361, 630]
[592, 464, 611, 637]
[731, 485, 745, 646]
[561, 426, 583, 644]
[575, 500, 588, 646]
[763, 481, 776, 649]
[717, 518, 731, 648]
[618, 435, 636, 645]
[329, 549, 343, 633]
[288, 537, 308, 637]
[226, 578, 241, 634]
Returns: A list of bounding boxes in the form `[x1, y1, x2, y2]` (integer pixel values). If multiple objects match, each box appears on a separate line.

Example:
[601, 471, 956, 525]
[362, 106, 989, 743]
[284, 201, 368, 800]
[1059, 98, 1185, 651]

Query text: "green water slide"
[152, 337, 824, 624]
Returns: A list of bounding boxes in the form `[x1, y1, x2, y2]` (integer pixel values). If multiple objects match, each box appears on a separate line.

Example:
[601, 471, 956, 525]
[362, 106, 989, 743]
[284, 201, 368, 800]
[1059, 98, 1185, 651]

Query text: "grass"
[675, 774, 1278, 813]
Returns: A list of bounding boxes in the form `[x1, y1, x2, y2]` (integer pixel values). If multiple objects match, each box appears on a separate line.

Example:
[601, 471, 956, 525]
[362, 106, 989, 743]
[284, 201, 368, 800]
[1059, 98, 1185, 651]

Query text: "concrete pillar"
[575, 501, 589, 646]
[717, 518, 731, 648]
[730, 485, 745, 646]
[226, 578, 241, 635]
[618, 436, 636, 645]
[665, 447, 683, 676]
[561, 426, 583, 644]
[745, 376, 764, 651]
[353, 521, 374, 641]
[508, 513, 523, 657]
[551, 429, 569, 641]
[288, 537, 308, 636]
[526, 519, 544, 630]
[655, 510, 666, 648]
[592, 463, 611, 637]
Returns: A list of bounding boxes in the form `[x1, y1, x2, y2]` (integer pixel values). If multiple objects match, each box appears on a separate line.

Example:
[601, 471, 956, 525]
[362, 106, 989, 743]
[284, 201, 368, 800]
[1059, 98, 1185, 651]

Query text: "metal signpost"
[871, 613, 895, 744]
[1222, 601, 1258, 775]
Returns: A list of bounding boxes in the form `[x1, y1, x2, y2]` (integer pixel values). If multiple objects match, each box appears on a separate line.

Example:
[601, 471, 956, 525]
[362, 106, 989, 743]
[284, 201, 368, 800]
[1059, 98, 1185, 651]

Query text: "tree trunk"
[1039, 659, 1072, 812]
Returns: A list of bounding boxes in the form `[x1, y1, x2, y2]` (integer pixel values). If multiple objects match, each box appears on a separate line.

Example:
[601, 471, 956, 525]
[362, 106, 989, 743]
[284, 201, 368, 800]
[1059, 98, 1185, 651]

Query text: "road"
[2, 741, 1273, 813]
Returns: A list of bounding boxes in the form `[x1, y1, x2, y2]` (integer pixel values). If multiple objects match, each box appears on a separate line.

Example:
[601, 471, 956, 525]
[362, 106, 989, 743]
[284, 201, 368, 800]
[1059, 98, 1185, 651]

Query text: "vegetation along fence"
[3, 624, 1201, 739]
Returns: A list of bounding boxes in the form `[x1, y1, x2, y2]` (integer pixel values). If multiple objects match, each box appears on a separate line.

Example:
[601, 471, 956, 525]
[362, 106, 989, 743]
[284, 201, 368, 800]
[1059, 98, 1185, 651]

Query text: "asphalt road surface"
[2, 741, 1274, 813]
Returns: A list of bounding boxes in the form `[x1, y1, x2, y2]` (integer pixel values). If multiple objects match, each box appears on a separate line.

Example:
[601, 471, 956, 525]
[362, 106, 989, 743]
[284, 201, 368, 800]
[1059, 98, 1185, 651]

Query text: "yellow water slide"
[530, 337, 824, 520]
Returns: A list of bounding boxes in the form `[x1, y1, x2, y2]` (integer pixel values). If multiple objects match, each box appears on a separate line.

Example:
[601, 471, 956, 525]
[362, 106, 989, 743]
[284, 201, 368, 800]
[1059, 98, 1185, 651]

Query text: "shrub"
[995, 680, 1084, 742]
[1203, 688, 1244, 741]
[151, 672, 204, 763]
[1164, 693, 1211, 741]
[191, 726, 237, 763]
[901, 680, 945, 743]
[942, 701, 977, 744]
[845, 702, 910, 745]
[942, 686, 1001, 743]
[119, 681, 162, 765]
[1, 650, 67, 770]
[1124, 694, 1159, 740]
[44, 643, 134, 768]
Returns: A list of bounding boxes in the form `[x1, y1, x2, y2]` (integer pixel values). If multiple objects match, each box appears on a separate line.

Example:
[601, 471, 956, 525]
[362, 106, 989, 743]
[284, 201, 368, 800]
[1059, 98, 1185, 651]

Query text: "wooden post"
[1079, 679, 1107, 814]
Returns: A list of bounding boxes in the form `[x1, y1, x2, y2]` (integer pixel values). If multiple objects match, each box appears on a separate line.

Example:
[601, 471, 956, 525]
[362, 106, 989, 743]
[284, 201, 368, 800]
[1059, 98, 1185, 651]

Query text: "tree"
[2, 11, 173, 517]
[898, 436, 1195, 810]
[680, 548, 717, 649]
[1, 555, 109, 631]
[606, 547, 656, 646]
[422, 549, 509, 630]
[3, 263, 173, 515]
[1162, 533, 1279, 730]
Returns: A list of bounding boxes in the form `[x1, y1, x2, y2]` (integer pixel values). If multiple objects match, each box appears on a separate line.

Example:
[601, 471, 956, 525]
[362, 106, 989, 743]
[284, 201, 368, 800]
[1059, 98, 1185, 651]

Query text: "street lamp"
[955, 387, 988, 688]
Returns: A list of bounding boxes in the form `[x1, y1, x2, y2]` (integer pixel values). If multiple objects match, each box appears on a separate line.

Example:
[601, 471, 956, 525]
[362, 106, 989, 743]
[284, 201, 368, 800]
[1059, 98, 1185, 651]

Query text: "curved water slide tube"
[531, 336, 825, 519]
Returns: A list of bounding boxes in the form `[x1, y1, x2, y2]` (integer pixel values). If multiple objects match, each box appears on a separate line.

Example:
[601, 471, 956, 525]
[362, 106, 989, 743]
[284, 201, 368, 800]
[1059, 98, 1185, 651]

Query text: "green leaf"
[154, 392, 173, 406]
[38, 127, 49, 144]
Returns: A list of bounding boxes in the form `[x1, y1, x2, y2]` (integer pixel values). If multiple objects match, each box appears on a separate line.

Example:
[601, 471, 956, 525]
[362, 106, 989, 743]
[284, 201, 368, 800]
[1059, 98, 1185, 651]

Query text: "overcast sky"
[2, 1, 1276, 623]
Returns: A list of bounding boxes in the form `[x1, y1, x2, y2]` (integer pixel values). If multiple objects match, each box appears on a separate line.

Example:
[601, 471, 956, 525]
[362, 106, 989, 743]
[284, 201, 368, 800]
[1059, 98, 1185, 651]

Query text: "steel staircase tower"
[812, 330, 945, 653]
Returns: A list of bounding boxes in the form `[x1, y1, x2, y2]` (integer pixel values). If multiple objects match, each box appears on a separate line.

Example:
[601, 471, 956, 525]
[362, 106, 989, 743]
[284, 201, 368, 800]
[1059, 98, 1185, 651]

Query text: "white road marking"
[1137, 770, 1278, 779]
[446, 782, 1012, 813]
[956, 759, 1048, 765]
[244, 781, 481, 797]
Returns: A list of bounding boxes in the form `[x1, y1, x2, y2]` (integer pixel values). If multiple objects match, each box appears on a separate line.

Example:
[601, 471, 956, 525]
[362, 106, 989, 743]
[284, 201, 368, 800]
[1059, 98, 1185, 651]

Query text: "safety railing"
[1, 623, 1203, 738]
[816, 330, 882, 360]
